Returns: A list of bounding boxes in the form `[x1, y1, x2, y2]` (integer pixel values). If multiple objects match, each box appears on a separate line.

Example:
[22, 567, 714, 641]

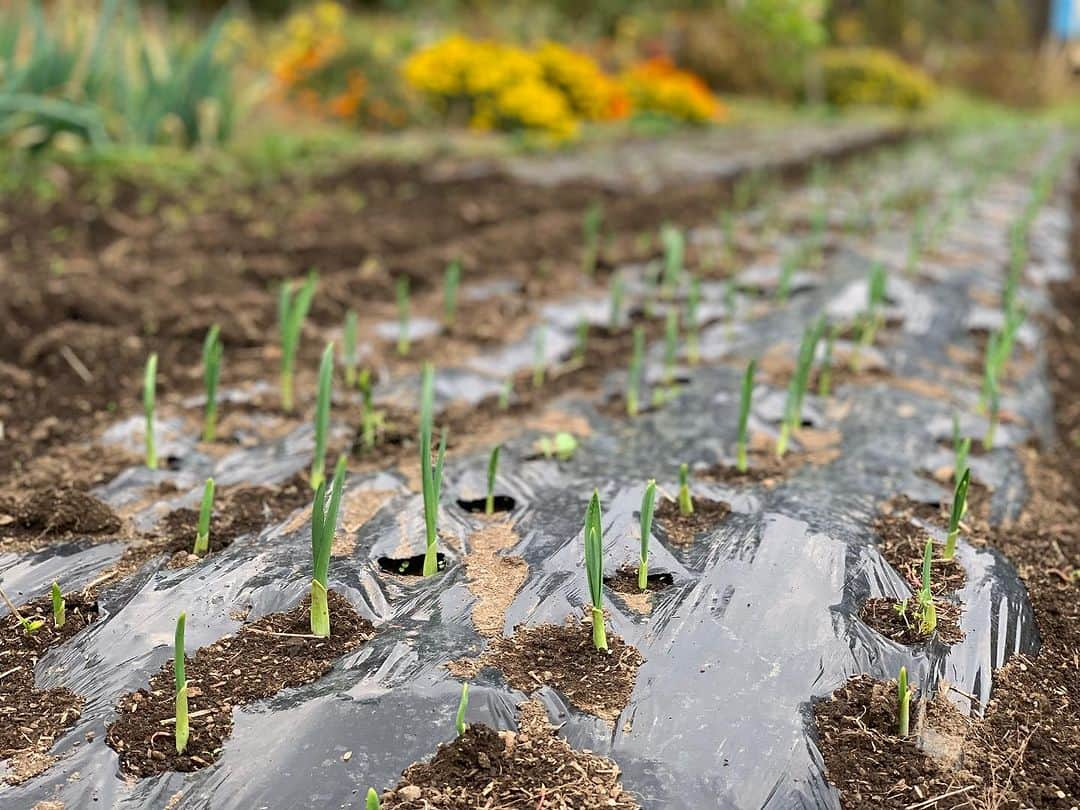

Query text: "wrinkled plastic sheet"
[0, 135, 1071, 809]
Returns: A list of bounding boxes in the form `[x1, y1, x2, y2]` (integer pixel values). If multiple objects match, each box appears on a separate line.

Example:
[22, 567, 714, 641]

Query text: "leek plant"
[736, 360, 756, 472]
[575, 318, 589, 363]
[638, 480, 657, 591]
[342, 311, 358, 389]
[499, 377, 512, 410]
[485, 445, 500, 516]
[677, 463, 693, 516]
[144, 352, 158, 470]
[201, 325, 222, 442]
[952, 415, 971, 491]
[817, 323, 839, 398]
[661, 224, 684, 294]
[686, 276, 701, 365]
[396, 276, 410, 356]
[776, 318, 825, 457]
[443, 260, 461, 327]
[777, 250, 798, 302]
[278, 271, 317, 412]
[852, 263, 886, 371]
[943, 468, 970, 561]
[420, 365, 447, 576]
[357, 369, 381, 451]
[916, 538, 936, 635]
[175, 612, 189, 754]
[310, 456, 348, 636]
[455, 682, 469, 736]
[663, 309, 679, 385]
[366, 789, 381, 810]
[193, 478, 215, 556]
[609, 275, 624, 329]
[533, 327, 546, 388]
[583, 491, 607, 651]
[582, 202, 603, 276]
[310, 343, 335, 490]
[51, 582, 65, 629]
[626, 326, 645, 417]
[897, 666, 910, 737]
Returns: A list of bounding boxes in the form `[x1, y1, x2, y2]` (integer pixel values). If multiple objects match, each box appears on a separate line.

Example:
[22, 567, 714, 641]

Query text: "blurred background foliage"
[0, 0, 1075, 157]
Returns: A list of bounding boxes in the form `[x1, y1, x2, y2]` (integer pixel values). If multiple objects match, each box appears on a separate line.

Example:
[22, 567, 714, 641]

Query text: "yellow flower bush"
[820, 48, 936, 110]
[621, 57, 724, 124]
[534, 42, 625, 122]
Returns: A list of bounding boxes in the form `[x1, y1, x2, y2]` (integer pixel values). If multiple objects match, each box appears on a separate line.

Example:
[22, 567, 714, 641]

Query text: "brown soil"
[450, 620, 643, 722]
[0, 487, 122, 553]
[461, 520, 527, 638]
[379, 699, 639, 809]
[702, 447, 809, 487]
[105, 590, 373, 777]
[655, 496, 731, 545]
[0, 593, 98, 784]
[858, 596, 965, 646]
[605, 565, 674, 595]
[872, 510, 968, 596]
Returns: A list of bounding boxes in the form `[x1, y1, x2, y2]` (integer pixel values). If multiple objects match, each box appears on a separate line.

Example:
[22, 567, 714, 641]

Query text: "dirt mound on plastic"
[16, 488, 121, 535]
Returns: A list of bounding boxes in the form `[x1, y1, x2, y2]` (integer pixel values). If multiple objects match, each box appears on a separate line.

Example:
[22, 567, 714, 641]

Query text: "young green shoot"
[582, 202, 603, 276]
[724, 278, 737, 337]
[677, 463, 693, 516]
[943, 468, 970, 561]
[51, 582, 65, 629]
[817, 323, 839, 398]
[686, 276, 701, 365]
[144, 352, 158, 470]
[916, 537, 936, 635]
[533, 326, 546, 389]
[952, 414, 971, 491]
[278, 271, 317, 412]
[583, 490, 607, 651]
[366, 789, 381, 810]
[396, 276, 411, 356]
[357, 369, 382, 450]
[777, 250, 798, 302]
[626, 326, 645, 417]
[776, 318, 824, 457]
[420, 364, 447, 577]
[609, 274, 624, 329]
[737, 359, 756, 473]
[201, 324, 222, 443]
[852, 262, 886, 371]
[455, 681, 469, 736]
[311, 455, 348, 636]
[443, 259, 461, 327]
[661, 224, 684, 294]
[193, 478, 215, 556]
[537, 432, 578, 460]
[663, 308, 679, 386]
[720, 211, 735, 266]
[499, 377, 512, 410]
[342, 310, 359, 389]
[174, 612, 189, 754]
[575, 317, 589, 364]
[638, 480, 656, 591]
[897, 666, 910, 737]
[310, 342, 335, 490]
[0, 585, 43, 635]
[485, 445, 500, 516]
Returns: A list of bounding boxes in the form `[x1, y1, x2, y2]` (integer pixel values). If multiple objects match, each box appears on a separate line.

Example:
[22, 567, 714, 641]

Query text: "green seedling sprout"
[357, 369, 382, 450]
[677, 463, 694, 516]
[638, 480, 656, 591]
[396, 276, 411, 356]
[51, 582, 65, 629]
[777, 250, 798, 302]
[952, 415, 971, 492]
[144, 352, 158, 470]
[455, 682, 469, 736]
[724, 279, 737, 336]
[609, 274, 624, 329]
[485, 445, 500, 516]
[661, 224, 685, 294]
[737, 359, 756, 473]
[366, 789, 381, 810]
[897, 666, 910, 737]
[720, 211, 735, 266]
[776, 318, 825, 457]
[626, 326, 645, 417]
[943, 468, 970, 561]
[686, 276, 701, 366]
[916, 537, 936, 635]
[538, 432, 578, 460]
[311, 455, 348, 636]
[193, 478, 215, 556]
[420, 364, 447, 577]
[499, 377, 512, 410]
[278, 271, 317, 412]
[583, 490, 607, 651]
[817, 323, 839, 398]
[174, 612, 189, 754]
[575, 318, 589, 364]
[342, 310, 359, 389]
[310, 342, 335, 490]
[443, 260, 461, 327]
[0, 586, 43, 635]
[533, 327, 546, 389]
[984, 374, 1000, 451]
[663, 309, 679, 385]
[201, 325, 222, 443]
[852, 262, 886, 371]
[582, 202, 603, 276]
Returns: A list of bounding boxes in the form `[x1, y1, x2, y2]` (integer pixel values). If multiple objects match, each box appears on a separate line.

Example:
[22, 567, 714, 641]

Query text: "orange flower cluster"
[621, 56, 725, 124]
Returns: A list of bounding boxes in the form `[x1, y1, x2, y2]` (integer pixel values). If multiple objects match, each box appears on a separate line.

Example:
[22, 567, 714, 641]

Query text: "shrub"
[820, 48, 936, 110]
[620, 56, 723, 124]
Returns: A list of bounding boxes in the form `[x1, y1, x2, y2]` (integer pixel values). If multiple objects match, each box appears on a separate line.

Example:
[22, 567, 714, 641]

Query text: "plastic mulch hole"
[455, 495, 516, 514]
[377, 553, 448, 577]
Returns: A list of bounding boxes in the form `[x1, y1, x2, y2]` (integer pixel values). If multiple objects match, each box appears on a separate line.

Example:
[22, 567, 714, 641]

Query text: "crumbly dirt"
[0, 487, 123, 553]
[461, 521, 527, 638]
[872, 509, 968, 596]
[0, 593, 98, 784]
[379, 700, 639, 809]
[857, 596, 965, 646]
[105, 590, 373, 777]
[604, 565, 673, 614]
[450, 620, 643, 722]
[654, 496, 731, 546]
